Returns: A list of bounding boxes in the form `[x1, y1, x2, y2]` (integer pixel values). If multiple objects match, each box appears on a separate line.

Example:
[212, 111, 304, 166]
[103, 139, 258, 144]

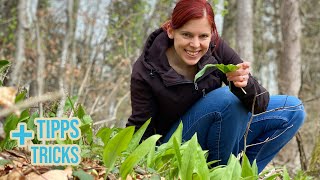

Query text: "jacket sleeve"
[126, 61, 156, 138]
[216, 40, 270, 114]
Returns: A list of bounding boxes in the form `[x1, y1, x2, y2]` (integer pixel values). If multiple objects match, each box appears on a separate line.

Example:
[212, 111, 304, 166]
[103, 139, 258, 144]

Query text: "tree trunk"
[279, 0, 302, 96]
[214, 0, 225, 35]
[10, 0, 29, 86]
[279, 0, 307, 172]
[236, 0, 254, 63]
[57, 0, 73, 117]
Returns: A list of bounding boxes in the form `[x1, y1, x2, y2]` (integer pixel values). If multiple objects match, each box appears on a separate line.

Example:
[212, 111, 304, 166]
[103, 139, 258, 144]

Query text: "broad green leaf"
[4, 109, 29, 134]
[215, 64, 239, 73]
[241, 153, 254, 177]
[82, 115, 93, 125]
[224, 154, 242, 180]
[251, 160, 258, 176]
[167, 121, 183, 146]
[72, 170, 94, 180]
[0, 60, 10, 69]
[120, 135, 161, 180]
[173, 137, 182, 169]
[264, 173, 282, 180]
[194, 64, 239, 82]
[180, 134, 196, 180]
[282, 167, 290, 180]
[15, 90, 26, 103]
[194, 64, 217, 82]
[96, 127, 113, 146]
[103, 126, 134, 174]
[193, 136, 209, 180]
[209, 167, 225, 180]
[147, 140, 156, 167]
[27, 112, 39, 132]
[127, 119, 151, 153]
[76, 104, 86, 120]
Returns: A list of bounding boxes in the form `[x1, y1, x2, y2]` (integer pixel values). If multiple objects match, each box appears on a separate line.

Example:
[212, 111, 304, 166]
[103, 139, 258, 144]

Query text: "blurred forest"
[0, 0, 319, 175]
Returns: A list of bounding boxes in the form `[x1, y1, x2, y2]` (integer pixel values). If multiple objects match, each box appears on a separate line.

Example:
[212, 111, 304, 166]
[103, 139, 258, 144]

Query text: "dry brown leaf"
[0, 87, 17, 108]
[7, 169, 24, 180]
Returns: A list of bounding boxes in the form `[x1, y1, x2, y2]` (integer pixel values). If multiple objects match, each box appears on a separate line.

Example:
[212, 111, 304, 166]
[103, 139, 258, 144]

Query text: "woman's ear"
[167, 26, 174, 39]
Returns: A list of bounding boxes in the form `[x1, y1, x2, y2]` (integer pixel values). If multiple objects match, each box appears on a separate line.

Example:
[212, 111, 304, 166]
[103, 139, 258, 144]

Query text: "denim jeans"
[163, 86, 305, 173]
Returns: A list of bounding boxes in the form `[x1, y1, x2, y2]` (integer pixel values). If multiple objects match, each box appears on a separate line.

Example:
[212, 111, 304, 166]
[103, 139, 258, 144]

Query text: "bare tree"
[236, 0, 254, 64]
[279, 0, 302, 96]
[279, 0, 306, 171]
[9, 0, 30, 86]
[57, 0, 74, 117]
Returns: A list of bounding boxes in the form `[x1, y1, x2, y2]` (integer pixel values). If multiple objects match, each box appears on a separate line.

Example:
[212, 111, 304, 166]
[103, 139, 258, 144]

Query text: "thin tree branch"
[246, 125, 294, 148]
[0, 91, 63, 118]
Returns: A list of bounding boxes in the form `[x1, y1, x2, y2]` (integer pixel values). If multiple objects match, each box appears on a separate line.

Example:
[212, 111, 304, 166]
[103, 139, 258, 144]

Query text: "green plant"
[194, 63, 247, 94]
[0, 60, 10, 86]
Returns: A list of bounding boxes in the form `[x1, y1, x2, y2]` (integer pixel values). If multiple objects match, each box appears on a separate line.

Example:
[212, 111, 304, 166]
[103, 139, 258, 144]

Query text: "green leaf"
[4, 109, 29, 134]
[15, 90, 26, 103]
[215, 64, 239, 73]
[72, 170, 94, 180]
[0, 60, 10, 69]
[194, 64, 239, 82]
[180, 134, 196, 180]
[76, 104, 86, 119]
[209, 167, 225, 180]
[224, 154, 242, 180]
[27, 112, 38, 133]
[120, 135, 161, 180]
[82, 115, 93, 125]
[192, 136, 209, 180]
[167, 121, 183, 146]
[173, 137, 182, 170]
[264, 173, 282, 180]
[127, 119, 151, 153]
[251, 159, 258, 176]
[194, 64, 217, 82]
[241, 153, 254, 177]
[282, 167, 290, 180]
[103, 126, 135, 174]
[96, 127, 113, 146]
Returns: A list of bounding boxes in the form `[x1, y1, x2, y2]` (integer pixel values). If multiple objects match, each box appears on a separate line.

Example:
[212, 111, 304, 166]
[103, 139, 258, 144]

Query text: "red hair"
[162, 0, 219, 47]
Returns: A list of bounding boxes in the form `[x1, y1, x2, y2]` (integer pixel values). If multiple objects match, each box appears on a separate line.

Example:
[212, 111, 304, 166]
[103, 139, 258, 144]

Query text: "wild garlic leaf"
[194, 64, 239, 82]
[215, 64, 239, 74]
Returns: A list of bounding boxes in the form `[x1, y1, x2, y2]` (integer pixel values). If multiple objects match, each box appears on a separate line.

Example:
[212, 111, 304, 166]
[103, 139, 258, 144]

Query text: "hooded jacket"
[127, 28, 270, 138]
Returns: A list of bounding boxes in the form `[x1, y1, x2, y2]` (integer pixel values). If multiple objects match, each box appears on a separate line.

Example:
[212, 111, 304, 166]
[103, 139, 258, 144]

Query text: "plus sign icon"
[10, 123, 34, 147]
[9, 118, 81, 166]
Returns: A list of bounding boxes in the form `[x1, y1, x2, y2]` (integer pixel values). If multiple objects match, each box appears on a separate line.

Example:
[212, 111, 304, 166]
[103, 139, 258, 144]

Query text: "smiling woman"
[126, 0, 305, 174]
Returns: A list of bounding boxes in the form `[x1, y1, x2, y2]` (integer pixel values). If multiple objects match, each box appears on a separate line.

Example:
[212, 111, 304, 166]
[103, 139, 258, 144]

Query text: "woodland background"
[0, 0, 319, 176]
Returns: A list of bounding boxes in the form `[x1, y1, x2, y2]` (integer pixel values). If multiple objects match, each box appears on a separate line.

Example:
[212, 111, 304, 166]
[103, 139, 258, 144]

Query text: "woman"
[127, 0, 305, 173]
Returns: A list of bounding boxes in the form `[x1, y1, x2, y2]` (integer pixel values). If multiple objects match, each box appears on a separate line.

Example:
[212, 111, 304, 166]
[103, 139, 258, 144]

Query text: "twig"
[243, 91, 268, 153]
[246, 125, 294, 148]
[93, 92, 129, 126]
[0, 91, 63, 117]
[253, 103, 304, 117]
[296, 132, 308, 171]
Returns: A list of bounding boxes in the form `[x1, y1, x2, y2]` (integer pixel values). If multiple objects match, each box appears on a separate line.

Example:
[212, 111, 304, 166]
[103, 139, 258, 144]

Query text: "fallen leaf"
[0, 87, 17, 108]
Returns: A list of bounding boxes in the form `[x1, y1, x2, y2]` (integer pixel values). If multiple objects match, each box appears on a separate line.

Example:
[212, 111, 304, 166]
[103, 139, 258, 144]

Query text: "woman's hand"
[226, 62, 250, 88]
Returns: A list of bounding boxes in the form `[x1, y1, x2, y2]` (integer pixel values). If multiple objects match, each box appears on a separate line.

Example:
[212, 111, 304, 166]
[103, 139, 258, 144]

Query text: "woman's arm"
[216, 40, 270, 114]
[127, 61, 157, 138]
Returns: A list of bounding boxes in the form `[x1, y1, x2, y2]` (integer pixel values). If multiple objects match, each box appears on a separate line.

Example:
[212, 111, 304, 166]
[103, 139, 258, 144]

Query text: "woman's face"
[167, 17, 212, 66]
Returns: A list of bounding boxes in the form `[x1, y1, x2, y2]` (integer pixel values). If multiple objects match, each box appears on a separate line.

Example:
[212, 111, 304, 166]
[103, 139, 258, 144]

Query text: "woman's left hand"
[226, 62, 250, 88]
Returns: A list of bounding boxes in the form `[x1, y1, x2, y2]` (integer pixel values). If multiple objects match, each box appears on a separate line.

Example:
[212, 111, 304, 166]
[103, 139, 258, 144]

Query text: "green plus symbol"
[10, 123, 34, 147]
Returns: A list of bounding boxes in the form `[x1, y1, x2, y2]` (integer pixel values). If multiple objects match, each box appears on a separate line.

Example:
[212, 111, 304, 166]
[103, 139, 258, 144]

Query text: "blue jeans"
[163, 86, 305, 173]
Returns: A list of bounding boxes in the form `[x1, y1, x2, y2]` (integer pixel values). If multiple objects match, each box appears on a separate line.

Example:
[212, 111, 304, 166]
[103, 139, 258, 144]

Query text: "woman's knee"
[206, 86, 242, 110]
[283, 96, 306, 127]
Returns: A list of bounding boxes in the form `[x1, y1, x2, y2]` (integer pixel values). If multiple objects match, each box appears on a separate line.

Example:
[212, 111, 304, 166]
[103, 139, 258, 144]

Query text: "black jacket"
[127, 28, 270, 138]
